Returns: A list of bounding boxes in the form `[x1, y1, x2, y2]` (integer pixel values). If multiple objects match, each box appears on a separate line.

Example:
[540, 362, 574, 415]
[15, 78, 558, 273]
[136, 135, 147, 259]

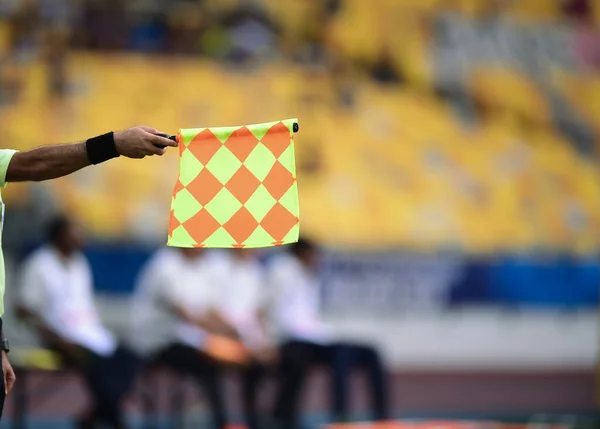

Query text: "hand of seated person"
[203, 309, 242, 341]
[203, 334, 251, 366]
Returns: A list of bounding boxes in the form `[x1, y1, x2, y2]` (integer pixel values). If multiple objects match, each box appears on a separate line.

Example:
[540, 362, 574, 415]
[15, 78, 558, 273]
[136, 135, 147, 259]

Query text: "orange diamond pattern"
[225, 126, 259, 162]
[187, 168, 222, 205]
[188, 129, 222, 164]
[183, 209, 221, 244]
[263, 161, 295, 200]
[173, 180, 185, 195]
[261, 202, 299, 242]
[226, 165, 261, 204]
[223, 207, 259, 244]
[168, 119, 300, 248]
[261, 121, 292, 158]
[168, 209, 180, 239]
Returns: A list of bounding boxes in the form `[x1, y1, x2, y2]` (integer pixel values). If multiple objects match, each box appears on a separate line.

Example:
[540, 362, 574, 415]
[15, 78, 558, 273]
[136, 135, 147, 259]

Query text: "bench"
[9, 347, 192, 429]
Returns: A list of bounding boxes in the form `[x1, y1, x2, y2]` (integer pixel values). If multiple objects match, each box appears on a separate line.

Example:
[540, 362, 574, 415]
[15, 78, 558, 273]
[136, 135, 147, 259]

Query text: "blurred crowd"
[1, 0, 598, 103]
[15, 215, 388, 429]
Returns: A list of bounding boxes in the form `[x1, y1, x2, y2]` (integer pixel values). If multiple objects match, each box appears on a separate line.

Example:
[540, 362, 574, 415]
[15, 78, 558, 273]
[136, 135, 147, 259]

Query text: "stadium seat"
[552, 72, 600, 134]
[328, 0, 388, 64]
[446, 0, 489, 18]
[0, 20, 9, 54]
[3, 53, 599, 253]
[387, 19, 433, 89]
[504, 0, 561, 22]
[388, 0, 443, 15]
[594, 1, 600, 27]
[470, 68, 551, 125]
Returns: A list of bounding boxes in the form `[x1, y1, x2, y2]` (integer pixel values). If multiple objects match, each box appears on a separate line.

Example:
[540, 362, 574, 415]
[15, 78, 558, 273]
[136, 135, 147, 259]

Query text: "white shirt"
[213, 253, 269, 350]
[19, 246, 118, 356]
[267, 254, 331, 344]
[130, 248, 219, 356]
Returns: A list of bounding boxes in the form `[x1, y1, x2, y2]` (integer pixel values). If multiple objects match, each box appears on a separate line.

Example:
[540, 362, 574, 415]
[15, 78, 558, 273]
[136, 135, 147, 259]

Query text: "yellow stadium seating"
[2, 53, 599, 254]
[503, 0, 561, 22]
[594, 2, 600, 27]
[0, 21, 9, 54]
[470, 68, 551, 125]
[446, 0, 489, 18]
[552, 71, 600, 134]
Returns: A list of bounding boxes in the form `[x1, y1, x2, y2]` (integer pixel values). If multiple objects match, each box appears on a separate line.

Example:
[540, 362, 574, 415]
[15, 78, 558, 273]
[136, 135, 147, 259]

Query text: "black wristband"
[86, 132, 119, 165]
[0, 317, 6, 352]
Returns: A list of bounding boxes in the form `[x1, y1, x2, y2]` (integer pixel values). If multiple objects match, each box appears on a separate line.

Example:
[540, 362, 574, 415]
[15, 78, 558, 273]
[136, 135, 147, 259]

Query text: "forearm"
[17, 306, 70, 348]
[173, 305, 239, 337]
[204, 309, 240, 339]
[258, 308, 270, 334]
[6, 142, 89, 182]
[3, 127, 176, 182]
[173, 305, 216, 332]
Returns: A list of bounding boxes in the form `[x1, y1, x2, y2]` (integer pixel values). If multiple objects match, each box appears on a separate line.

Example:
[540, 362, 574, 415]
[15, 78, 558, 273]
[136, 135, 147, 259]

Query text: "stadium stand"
[0, 51, 599, 253]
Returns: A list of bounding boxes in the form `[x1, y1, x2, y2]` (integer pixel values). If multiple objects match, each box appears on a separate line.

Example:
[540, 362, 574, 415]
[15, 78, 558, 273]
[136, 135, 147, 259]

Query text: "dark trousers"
[0, 357, 5, 420]
[243, 340, 388, 429]
[242, 362, 267, 429]
[242, 345, 312, 429]
[156, 343, 227, 429]
[329, 343, 387, 422]
[52, 343, 139, 429]
[80, 345, 139, 429]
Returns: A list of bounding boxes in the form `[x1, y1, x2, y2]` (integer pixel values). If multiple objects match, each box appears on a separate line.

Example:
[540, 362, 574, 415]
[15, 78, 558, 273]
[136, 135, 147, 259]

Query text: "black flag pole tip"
[293, 122, 299, 133]
[154, 133, 177, 148]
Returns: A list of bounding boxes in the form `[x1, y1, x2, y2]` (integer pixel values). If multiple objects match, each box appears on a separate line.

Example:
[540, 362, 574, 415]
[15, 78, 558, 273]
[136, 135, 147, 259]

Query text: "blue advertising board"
[27, 245, 598, 311]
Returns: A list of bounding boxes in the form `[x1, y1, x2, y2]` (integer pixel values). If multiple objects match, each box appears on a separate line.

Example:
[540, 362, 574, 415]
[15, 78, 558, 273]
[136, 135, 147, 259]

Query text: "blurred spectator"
[330, 56, 357, 109]
[6, 0, 40, 60]
[0, 58, 23, 105]
[563, 0, 592, 20]
[370, 46, 402, 85]
[131, 247, 248, 429]
[126, 11, 167, 53]
[42, 26, 69, 99]
[217, 2, 281, 65]
[165, 1, 207, 54]
[17, 216, 139, 429]
[563, 0, 600, 70]
[214, 250, 274, 357]
[267, 238, 389, 426]
[77, 0, 127, 50]
[211, 249, 273, 429]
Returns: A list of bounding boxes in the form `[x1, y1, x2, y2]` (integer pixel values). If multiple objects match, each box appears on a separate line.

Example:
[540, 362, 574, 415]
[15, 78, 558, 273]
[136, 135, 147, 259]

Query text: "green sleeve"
[0, 150, 17, 188]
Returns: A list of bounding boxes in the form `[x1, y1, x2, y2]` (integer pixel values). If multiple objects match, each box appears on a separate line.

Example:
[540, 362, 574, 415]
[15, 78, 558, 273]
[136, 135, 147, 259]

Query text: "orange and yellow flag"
[168, 119, 299, 248]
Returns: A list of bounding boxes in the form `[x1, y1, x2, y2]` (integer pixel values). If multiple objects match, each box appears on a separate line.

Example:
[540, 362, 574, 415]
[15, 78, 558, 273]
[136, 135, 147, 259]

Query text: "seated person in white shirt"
[17, 216, 139, 429]
[130, 247, 249, 429]
[268, 238, 389, 427]
[211, 249, 279, 429]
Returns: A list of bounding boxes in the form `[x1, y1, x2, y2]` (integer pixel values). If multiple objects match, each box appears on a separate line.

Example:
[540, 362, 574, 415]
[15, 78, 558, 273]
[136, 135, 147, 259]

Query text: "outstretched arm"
[5, 126, 177, 183]
[7, 143, 89, 182]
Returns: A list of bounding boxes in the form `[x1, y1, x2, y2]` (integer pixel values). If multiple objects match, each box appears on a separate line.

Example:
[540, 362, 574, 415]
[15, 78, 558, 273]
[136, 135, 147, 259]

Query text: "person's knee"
[336, 344, 382, 367]
[359, 346, 384, 369]
[280, 343, 311, 371]
[331, 344, 358, 366]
